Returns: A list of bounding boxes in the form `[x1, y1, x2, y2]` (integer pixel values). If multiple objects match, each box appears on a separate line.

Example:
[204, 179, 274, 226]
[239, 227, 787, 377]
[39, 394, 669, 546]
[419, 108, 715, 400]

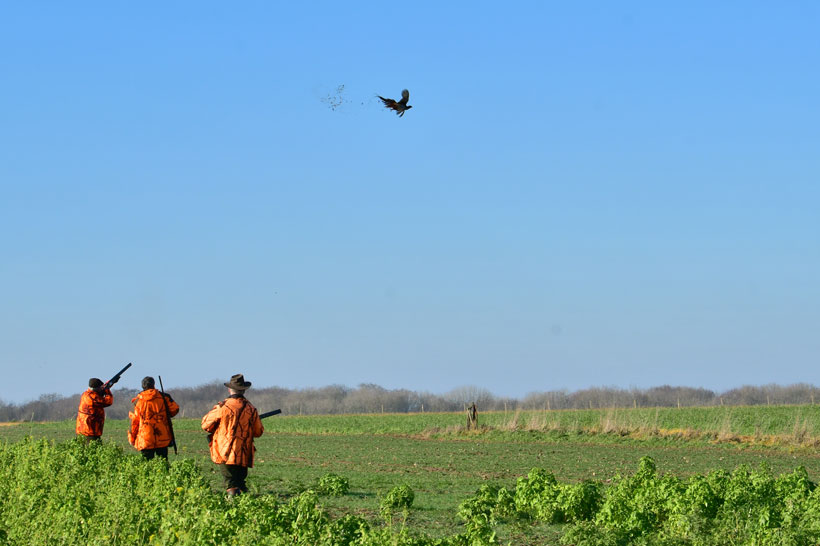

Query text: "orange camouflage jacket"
[76, 388, 113, 437]
[128, 389, 180, 450]
[201, 396, 263, 467]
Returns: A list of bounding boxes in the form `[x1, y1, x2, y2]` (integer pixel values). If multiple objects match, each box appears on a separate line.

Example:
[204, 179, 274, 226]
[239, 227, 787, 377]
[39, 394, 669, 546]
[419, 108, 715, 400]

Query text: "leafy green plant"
[560, 457, 820, 546]
[380, 483, 415, 522]
[514, 467, 565, 523]
[557, 480, 603, 522]
[457, 484, 515, 544]
[6, 430, 820, 546]
[0, 438, 452, 545]
[316, 472, 350, 496]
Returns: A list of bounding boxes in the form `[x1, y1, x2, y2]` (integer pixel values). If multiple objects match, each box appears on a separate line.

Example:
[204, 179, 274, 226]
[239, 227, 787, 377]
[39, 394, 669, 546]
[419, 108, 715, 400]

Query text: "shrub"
[380, 484, 415, 520]
[316, 473, 350, 496]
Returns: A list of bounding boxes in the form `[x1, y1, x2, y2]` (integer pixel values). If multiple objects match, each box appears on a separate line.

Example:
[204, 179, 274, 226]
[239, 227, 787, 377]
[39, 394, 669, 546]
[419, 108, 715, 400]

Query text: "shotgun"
[103, 362, 132, 390]
[158, 375, 177, 455]
[206, 408, 281, 446]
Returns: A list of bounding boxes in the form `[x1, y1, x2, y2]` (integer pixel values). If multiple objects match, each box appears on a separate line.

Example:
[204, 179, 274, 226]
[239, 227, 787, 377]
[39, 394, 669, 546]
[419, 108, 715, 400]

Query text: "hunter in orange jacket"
[201, 374, 263, 495]
[128, 376, 179, 459]
[76, 378, 114, 439]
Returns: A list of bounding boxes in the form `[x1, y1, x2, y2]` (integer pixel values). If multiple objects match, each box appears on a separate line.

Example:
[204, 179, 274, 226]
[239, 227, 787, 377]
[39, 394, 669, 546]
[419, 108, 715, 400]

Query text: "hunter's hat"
[225, 374, 252, 391]
[88, 378, 103, 389]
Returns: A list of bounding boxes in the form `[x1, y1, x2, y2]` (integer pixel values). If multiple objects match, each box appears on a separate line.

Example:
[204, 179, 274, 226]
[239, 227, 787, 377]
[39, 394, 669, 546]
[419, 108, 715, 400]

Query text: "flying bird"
[377, 89, 412, 117]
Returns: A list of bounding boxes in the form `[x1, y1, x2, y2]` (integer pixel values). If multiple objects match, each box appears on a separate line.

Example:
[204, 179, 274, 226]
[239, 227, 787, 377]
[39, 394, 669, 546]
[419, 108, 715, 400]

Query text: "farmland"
[3, 406, 820, 544]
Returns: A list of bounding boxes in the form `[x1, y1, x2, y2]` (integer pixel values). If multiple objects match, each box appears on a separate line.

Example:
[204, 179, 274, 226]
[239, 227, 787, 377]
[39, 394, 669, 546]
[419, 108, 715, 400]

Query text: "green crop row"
[0, 437, 504, 545]
[5, 404, 820, 446]
[3, 436, 819, 545]
[458, 456, 820, 545]
[257, 405, 820, 444]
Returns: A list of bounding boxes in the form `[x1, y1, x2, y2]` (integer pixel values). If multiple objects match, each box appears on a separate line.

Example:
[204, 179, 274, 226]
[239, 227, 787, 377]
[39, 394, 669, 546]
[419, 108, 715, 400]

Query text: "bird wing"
[378, 96, 397, 107]
[398, 89, 410, 106]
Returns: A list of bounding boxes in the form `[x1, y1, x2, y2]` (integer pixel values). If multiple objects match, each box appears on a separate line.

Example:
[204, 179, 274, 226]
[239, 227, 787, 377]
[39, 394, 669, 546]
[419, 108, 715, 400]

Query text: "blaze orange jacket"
[201, 396, 263, 467]
[128, 389, 180, 450]
[76, 388, 113, 437]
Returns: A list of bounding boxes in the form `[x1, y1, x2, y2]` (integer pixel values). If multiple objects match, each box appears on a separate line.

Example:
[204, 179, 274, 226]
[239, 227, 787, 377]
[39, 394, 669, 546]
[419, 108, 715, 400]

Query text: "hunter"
[201, 374, 264, 496]
[128, 376, 180, 460]
[76, 377, 114, 441]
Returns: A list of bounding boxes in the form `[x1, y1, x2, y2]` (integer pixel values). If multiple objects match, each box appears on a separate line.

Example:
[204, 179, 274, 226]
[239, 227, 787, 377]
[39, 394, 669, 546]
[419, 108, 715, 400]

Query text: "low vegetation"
[459, 456, 820, 545]
[3, 406, 820, 544]
[3, 436, 820, 545]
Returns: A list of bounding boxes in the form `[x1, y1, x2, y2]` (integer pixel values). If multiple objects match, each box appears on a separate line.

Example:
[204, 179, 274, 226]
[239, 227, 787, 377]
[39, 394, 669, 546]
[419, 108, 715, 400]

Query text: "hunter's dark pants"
[220, 464, 249, 492]
[140, 447, 169, 460]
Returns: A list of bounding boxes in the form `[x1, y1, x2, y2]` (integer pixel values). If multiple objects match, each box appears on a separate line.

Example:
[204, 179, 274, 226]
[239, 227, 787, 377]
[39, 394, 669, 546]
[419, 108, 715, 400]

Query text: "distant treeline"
[3, 382, 820, 422]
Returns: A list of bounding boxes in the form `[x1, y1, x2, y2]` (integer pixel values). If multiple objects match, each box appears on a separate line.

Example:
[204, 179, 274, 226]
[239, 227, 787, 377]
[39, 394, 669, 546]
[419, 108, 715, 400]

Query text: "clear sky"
[1, 2, 818, 404]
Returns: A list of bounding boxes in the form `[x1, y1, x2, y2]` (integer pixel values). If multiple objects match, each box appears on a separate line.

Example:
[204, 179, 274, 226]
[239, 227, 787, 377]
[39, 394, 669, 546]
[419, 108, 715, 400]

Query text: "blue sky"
[1, 2, 818, 404]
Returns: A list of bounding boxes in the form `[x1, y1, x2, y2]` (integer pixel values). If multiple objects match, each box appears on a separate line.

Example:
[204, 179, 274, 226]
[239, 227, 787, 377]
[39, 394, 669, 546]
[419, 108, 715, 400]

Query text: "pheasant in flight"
[377, 89, 412, 117]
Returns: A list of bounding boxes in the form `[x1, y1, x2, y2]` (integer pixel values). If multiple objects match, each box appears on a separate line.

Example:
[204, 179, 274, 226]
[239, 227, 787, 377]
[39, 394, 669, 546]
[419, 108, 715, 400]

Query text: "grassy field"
[4, 405, 820, 544]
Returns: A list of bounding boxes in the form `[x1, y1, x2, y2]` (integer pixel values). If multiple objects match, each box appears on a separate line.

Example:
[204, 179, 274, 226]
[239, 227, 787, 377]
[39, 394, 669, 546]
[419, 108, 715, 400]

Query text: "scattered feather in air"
[321, 84, 346, 111]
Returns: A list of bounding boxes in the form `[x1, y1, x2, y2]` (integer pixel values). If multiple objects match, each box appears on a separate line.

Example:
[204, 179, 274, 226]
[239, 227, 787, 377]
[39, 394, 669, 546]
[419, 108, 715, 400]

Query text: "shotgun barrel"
[158, 375, 177, 455]
[103, 362, 132, 390]
[260, 409, 282, 419]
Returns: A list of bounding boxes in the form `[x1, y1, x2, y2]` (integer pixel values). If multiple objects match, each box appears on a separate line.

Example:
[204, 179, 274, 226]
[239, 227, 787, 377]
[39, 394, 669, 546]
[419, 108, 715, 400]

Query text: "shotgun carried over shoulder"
[158, 375, 177, 455]
[206, 408, 281, 446]
[103, 362, 132, 390]
[260, 409, 281, 419]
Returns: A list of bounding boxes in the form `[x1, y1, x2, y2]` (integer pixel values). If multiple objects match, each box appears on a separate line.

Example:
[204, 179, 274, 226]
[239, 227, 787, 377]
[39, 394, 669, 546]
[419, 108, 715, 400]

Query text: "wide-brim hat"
[225, 374, 252, 390]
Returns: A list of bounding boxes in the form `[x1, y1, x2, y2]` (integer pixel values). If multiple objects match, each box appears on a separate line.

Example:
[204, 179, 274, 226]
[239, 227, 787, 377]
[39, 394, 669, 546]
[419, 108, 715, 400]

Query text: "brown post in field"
[466, 402, 477, 429]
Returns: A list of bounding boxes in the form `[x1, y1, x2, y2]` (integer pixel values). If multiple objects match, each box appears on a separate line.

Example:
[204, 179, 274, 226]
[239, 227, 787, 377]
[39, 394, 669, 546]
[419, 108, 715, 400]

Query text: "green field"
[3, 406, 820, 544]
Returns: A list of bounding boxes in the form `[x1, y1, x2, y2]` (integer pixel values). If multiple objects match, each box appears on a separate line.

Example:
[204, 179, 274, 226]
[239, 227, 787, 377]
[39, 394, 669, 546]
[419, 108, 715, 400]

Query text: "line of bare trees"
[2, 382, 820, 422]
